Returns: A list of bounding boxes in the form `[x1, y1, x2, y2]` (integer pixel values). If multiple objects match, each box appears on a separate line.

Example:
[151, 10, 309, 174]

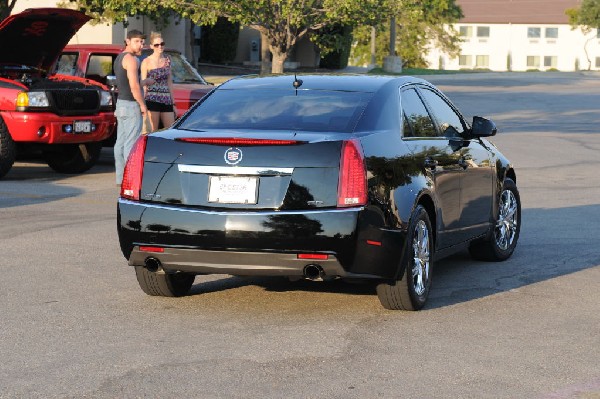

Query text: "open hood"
[0, 8, 90, 71]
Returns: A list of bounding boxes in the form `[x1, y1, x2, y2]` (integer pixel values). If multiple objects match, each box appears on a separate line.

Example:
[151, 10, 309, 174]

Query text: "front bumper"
[118, 199, 406, 279]
[2, 111, 115, 144]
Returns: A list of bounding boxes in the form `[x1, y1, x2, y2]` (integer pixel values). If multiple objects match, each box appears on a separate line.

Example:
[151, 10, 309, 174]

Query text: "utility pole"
[383, 17, 402, 73]
[369, 26, 377, 69]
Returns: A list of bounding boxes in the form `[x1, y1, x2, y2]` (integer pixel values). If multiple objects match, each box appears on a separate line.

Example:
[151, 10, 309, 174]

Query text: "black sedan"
[117, 74, 520, 310]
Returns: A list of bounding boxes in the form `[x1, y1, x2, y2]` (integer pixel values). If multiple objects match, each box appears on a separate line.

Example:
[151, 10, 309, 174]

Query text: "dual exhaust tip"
[145, 257, 326, 281]
[303, 264, 325, 281]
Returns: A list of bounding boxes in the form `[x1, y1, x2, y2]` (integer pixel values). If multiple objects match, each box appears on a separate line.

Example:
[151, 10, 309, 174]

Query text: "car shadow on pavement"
[188, 204, 600, 310]
[0, 151, 114, 209]
[189, 275, 376, 297]
[426, 204, 600, 309]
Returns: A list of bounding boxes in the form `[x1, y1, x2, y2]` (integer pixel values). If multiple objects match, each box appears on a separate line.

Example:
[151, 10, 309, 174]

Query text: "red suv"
[0, 8, 116, 179]
[57, 44, 214, 119]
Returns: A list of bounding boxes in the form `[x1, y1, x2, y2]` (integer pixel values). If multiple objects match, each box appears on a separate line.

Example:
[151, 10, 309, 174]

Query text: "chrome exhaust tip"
[303, 264, 325, 281]
[144, 257, 162, 273]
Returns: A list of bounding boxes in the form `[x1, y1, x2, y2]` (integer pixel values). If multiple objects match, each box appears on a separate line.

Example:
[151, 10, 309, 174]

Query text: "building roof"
[458, 0, 581, 24]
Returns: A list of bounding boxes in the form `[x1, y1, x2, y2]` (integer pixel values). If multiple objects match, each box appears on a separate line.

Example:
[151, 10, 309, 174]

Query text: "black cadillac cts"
[117, 74, 520, 310]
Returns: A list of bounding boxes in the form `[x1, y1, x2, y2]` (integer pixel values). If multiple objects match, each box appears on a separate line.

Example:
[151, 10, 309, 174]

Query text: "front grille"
[48, 89, 100, 116]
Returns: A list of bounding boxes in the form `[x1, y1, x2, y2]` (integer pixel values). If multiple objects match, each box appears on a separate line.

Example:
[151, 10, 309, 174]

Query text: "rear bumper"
[128, 247, 357, 278]
[118, 199, 406, 279]
[2, 111, 115, 144]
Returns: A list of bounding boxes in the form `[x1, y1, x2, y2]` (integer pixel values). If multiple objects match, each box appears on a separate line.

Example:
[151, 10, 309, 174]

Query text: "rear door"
[400, 86, 463, 249]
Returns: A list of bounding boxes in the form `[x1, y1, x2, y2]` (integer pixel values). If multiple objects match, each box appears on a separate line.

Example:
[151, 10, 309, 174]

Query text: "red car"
[56, 44, 214, 119]
[0, 8, 116, 179]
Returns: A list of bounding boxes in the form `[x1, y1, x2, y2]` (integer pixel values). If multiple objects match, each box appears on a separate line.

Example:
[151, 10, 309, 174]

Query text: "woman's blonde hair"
[150, 31, 163, 44]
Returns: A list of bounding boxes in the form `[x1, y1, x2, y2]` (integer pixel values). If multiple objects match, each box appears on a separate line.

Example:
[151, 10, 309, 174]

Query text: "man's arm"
[123, 53, 147, 114]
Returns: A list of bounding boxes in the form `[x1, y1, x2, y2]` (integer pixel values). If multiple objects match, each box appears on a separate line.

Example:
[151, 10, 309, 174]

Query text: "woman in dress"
[141, 32, 176, 132]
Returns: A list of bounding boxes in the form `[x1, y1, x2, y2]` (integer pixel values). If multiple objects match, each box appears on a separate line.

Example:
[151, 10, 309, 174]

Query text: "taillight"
[120, 135, 148, 200]
[337, 139, 367, 207]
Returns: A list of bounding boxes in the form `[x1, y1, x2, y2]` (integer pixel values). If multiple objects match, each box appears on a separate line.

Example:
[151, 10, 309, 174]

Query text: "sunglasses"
[153, 42, 166, 48]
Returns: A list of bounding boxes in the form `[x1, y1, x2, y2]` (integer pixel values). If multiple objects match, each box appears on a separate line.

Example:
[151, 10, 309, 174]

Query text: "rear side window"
[179, 89, 372, 133]
[55, 52, 78, 75]
[401, 88, 437, 138]
[85, 54, 116, 85]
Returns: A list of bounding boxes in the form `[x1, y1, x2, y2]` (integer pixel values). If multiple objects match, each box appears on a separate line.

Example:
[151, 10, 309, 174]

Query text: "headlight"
[16, 91, 50, 108]
[100, 90, 113, 107]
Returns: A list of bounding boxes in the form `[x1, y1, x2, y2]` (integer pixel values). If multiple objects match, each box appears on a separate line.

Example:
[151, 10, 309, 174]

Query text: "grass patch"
[368, 67, 487, 75]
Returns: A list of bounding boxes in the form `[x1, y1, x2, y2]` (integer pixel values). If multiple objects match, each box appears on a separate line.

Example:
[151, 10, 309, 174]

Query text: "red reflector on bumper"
[297, 253, 329, 260]
[366, 240, 382, 246]
[139, 246, 164, 253]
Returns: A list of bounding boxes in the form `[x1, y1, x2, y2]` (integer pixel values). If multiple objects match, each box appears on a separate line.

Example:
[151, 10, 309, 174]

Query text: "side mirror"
[106, 75, 117, 90]
[471, 116, 497, 137]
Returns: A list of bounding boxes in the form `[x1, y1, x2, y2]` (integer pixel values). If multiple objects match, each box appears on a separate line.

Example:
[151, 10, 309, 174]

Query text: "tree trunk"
[271, 51, 287, 74]
[1, 0, 17, 21]
[260, 32, 270, 75]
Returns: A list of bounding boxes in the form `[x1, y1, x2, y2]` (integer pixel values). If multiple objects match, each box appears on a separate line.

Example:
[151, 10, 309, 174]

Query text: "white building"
[426, 0, 600, 72]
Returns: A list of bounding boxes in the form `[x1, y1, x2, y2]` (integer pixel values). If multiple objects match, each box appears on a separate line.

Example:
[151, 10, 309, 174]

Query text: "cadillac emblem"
[224, 147, 243, 165]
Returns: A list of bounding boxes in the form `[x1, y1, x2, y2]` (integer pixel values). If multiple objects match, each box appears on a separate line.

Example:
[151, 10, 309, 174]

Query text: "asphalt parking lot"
[1, 72, 599, 398]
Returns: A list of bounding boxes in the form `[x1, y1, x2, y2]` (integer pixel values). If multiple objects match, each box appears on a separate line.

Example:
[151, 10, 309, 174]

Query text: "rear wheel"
[43, 142, 102, 174]
[377, 205, 434, 311]
[469, 178, 520, 261]
[134, 266, 195, 297]
[0, 118, 16, 179]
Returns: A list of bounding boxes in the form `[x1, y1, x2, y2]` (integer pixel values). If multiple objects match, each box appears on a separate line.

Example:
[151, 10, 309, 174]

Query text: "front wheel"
[43, 142, 102, 174]
[469, 178, 521, 261]
[134, 266, 195, 297]
[376, 205, 434, 311]
[0, 117, 16, 179]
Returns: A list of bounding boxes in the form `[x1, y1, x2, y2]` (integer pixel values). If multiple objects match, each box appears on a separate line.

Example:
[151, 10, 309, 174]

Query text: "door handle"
[424, 157, 438, 170]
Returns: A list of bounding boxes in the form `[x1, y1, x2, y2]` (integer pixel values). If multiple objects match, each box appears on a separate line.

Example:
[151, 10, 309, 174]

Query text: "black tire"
[469, 178, 521, 261]
[376, 205, 434, 311]
[43, 142, 102, 174]
[0, 117, 16, 179]
[134, 266, 195, 297]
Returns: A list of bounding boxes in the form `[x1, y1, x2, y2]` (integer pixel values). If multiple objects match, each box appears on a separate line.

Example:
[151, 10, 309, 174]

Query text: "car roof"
[220, 74, 429, 92]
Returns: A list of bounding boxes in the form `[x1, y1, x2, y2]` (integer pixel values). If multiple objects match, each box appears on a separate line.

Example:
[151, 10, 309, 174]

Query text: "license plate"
[208, 176, 258, 204]
[74, 120, 92, 133]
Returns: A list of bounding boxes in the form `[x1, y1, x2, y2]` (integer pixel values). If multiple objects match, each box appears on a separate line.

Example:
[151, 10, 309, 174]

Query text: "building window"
[596, 57, 600, 68]
[544, 56, 558, 68]
[459, 26, 473, 37]
[527, 56, 541, 68]
[528, 27, 541, 38]
[476, 55, 489, 68]
[545, 28, 558, 39]
[477, 26, 490, 38]
[459, 55, 472, 67]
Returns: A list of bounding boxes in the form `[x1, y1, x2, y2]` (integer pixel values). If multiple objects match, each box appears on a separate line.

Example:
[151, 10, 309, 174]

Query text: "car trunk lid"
[137, 130, 364, 210]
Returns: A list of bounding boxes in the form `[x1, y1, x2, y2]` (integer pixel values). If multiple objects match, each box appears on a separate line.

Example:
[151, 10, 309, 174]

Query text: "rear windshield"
[178, 88, 372, 133]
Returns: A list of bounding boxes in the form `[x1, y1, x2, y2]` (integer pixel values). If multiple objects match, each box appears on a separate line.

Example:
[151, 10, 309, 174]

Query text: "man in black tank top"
[113, 29, 152, 186]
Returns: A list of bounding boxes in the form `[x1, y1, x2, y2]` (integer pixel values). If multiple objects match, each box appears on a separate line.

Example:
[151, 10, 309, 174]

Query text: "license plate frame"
[208, 175, 258, 204]
[73, 120, 92, 133]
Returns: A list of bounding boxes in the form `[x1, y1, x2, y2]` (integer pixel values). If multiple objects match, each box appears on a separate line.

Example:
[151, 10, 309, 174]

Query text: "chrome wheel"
[495, 189, 519, 251]
[376, 205, 433, 310]
[412, 220, 431, 296]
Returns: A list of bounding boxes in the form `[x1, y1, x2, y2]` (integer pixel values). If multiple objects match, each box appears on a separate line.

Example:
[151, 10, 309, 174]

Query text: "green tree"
[567, 0, 600, 70]
[567, 0, 600, 31]
[0, 0, 18, 21]
[61, 0, 386, 73]
[352, 0, 462, 69]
